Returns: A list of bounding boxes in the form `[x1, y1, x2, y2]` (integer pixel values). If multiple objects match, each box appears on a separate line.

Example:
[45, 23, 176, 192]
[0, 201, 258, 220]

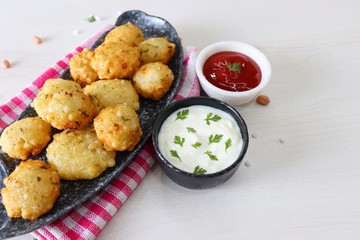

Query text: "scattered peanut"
[256, 95, 270, 105]
[33, 35, 42, 45]
[1, 59, 11, 69]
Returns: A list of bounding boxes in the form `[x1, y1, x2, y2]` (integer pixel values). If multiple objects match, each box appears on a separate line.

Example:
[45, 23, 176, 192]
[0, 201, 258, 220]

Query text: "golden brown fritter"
[69, 48, 99, 87]
[138, 37, 176, 64]
[1, 160, 60, 220]
[132, 62, 174, 100]
[83, 79, 140, 115]
[46, 126, 116, 180]
[37, 78, 82, 92]
[94, 104, 142, 151]
[104, 22, 144, 47]
[0, 117, 52, 160]
[31, 79, 95, 130]
[90, 41, 141, 80]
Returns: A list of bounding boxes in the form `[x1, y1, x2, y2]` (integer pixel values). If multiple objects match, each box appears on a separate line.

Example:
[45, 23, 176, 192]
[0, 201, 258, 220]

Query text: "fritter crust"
[83, 79, 140, 115]
[0, 117, 52, 160]
[94, 104, 142, 151]
[132, 62, 174, 100]
[104, 22, 144, 47]
[1, 160, 60, 220]
[31, 79, 95, 130]
[46, 126, 116, 180]
[69, 48, 99, 87]
[138, 37, 176, 64]
[90, 41, 141, 80]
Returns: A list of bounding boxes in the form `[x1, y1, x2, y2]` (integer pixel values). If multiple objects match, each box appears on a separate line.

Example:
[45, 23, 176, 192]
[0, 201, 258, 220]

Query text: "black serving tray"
[0, 10, 183, 239]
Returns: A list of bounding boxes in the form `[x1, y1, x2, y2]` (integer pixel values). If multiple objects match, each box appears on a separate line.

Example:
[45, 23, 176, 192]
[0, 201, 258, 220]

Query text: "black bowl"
[152, 96, 249, 189]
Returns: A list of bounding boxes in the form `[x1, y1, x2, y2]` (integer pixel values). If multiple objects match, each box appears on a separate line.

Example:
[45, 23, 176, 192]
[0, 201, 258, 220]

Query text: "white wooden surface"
[2, 0, 360, 239]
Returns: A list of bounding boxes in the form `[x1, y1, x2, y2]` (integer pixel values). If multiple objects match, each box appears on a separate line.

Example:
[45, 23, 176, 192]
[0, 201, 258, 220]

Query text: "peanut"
[256, 95, 270, 105]
[33, 35, 42, 44]
[1, 59, 11, 69]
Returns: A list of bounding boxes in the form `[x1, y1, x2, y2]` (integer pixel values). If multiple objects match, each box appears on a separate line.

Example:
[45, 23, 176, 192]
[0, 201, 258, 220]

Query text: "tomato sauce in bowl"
[203, 51, 261, 92]
[195, 41, 271, 106]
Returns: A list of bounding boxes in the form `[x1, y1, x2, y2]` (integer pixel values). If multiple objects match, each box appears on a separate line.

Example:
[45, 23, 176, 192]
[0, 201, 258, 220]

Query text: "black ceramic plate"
[0, 10, 183, 239]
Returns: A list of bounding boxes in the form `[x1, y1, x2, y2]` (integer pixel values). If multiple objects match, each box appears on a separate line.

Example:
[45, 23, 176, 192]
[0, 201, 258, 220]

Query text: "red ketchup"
[203, 51, 261, 92]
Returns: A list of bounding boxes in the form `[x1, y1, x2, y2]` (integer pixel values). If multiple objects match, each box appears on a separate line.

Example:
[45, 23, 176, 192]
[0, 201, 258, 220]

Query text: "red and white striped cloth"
[0, 24, 200, 239]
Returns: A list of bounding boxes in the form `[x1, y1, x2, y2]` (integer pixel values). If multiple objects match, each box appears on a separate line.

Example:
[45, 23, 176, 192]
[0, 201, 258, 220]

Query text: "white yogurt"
[158, 105, 243, 174]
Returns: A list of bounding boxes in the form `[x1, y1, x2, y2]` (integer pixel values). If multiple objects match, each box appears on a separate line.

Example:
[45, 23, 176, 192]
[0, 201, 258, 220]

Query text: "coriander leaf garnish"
[204, 151, 218, 161]
[205, 113, 221, 125]
[208, 134, 223, 144]
[193, 165, 207, 175]
[191, 142, 202, 149]
[226, 62, 241, 73]
[225, 138, 232, 152]
[186, 127, 196, 133]
[176, 109, 189, 120]
[174, 135, 185, 147]
[86, 15, 96, 22]
[170, 150, 181, 161]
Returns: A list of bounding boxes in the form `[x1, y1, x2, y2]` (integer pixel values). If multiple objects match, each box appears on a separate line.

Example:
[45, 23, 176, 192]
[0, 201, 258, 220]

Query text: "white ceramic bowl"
[195, 41, 271, 106]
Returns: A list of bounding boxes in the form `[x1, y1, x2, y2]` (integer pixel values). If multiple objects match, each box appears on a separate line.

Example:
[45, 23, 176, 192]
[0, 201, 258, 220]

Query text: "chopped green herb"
[170, 150, 181, 161]
[186, 127, 196, 133]
[193, 165, 207, 175]
[86, 15, 96, 22]
[174, 135, 185, 147]
[204, 151, 218, 161]
[225, 138, 232, 152]
[226, 62, 241, 73]
[205, 113, 221, 125]
[191, 142, 202, 149]
[208, 134, 223, 144]
[176, 109, 189, 120]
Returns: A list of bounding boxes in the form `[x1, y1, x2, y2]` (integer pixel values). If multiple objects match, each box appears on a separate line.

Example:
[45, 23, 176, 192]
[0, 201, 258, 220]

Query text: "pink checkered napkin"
[0, 25, 200, 239]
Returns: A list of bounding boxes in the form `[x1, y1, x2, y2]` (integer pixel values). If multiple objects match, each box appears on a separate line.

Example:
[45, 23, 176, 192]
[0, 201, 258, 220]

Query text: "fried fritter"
[94, 104, 142, 151]
[83, 79, 140, 114]
[1, 160, 60, 220]
[69, 48, 99, 87]
[132, 62, 174, 100]
[0, 117, 51, 160]
[31, 79, 95, 130]
[46, 126, 116, 180]
[138, 37, 176, 64]
[38, 78, 82, 92]
[90, 41, 141, 80]
[104, 22, 144, 47]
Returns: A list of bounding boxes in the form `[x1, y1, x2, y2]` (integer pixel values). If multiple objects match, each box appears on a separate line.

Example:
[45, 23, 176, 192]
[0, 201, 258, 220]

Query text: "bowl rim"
[152, 96, 249, 178]
[195, 41, 272, 97]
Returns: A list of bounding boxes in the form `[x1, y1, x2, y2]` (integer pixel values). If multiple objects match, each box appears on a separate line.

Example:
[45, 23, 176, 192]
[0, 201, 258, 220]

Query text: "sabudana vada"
[138, 37, 176, 64]
[1, 160, 60, 220]
[83, 79, 140, 115]
[132, 62, 174, 100]
[90, 41, 141, 80]
[0, 117, 52, 160]
[94, 103, 142, 151]
[31, 79, 95, 130]
[69, 48, 99, 87]
[46, 126, 116, 180]
[104, 22, 144, 47]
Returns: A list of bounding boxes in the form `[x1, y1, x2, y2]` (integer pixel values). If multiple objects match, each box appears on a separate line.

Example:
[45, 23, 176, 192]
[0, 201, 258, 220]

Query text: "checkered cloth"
[0, 24, 200, 239]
